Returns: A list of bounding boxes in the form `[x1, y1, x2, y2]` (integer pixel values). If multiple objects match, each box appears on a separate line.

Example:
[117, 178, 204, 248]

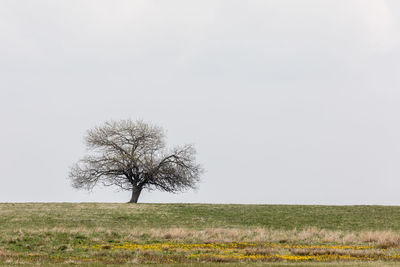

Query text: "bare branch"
[68, 119, 203, 203]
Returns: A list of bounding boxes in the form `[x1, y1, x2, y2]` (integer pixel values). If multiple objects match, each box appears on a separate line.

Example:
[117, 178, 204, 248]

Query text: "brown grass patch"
[360, 231, 400, 248]
[123, 227, 400, 247]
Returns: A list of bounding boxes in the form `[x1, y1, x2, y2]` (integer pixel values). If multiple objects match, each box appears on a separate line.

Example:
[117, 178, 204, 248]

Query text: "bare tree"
[69, 119, 203, 203]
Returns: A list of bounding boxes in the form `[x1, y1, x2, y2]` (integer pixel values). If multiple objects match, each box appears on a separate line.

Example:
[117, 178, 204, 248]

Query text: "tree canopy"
[69, 119, 203, 203]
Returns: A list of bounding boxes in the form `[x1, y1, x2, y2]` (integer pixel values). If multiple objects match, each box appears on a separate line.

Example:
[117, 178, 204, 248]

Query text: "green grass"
[1, 203, 400, 266]
[1, 203, 400, 231]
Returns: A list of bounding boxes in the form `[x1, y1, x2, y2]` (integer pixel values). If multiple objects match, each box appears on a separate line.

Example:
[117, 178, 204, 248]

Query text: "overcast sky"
[1, 0, 400, 204]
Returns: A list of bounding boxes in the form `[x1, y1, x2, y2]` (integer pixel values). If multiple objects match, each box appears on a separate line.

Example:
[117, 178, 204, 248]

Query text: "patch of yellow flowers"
[188, 253, 375, 261]
[82, 242, 373, 251]
[78, 242, 400, 262]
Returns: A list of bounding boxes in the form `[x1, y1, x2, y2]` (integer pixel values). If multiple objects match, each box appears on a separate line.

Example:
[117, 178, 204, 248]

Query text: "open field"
[1, 203, 400, 266]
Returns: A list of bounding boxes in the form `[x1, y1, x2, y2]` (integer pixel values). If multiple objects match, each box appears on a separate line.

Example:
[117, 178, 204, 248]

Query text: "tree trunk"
[128, 186, 142, 203]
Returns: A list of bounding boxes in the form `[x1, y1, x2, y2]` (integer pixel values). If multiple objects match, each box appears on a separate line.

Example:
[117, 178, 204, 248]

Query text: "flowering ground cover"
[1, 203, 400, 265]
[79, 241, 400, 263]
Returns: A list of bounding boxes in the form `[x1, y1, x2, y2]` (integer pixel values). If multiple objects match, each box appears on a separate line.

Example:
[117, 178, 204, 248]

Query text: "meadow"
[1, 203, 400, 266]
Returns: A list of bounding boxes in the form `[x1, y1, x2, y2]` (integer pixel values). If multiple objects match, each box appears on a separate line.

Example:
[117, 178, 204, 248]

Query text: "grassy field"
[1, 203, 400, 266]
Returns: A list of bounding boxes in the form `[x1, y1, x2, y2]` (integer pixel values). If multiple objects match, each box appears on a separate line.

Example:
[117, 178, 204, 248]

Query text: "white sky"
[1, 0, 400, 204]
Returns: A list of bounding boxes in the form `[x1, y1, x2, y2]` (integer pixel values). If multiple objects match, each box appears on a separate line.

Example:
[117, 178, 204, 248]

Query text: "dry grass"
[121, 227, 400, 247]
[359, 231, 400, 248]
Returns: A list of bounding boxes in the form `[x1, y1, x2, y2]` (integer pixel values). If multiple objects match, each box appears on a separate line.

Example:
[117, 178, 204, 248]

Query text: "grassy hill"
[1, 203, 400, 266]
[2, 203, 400, 230]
